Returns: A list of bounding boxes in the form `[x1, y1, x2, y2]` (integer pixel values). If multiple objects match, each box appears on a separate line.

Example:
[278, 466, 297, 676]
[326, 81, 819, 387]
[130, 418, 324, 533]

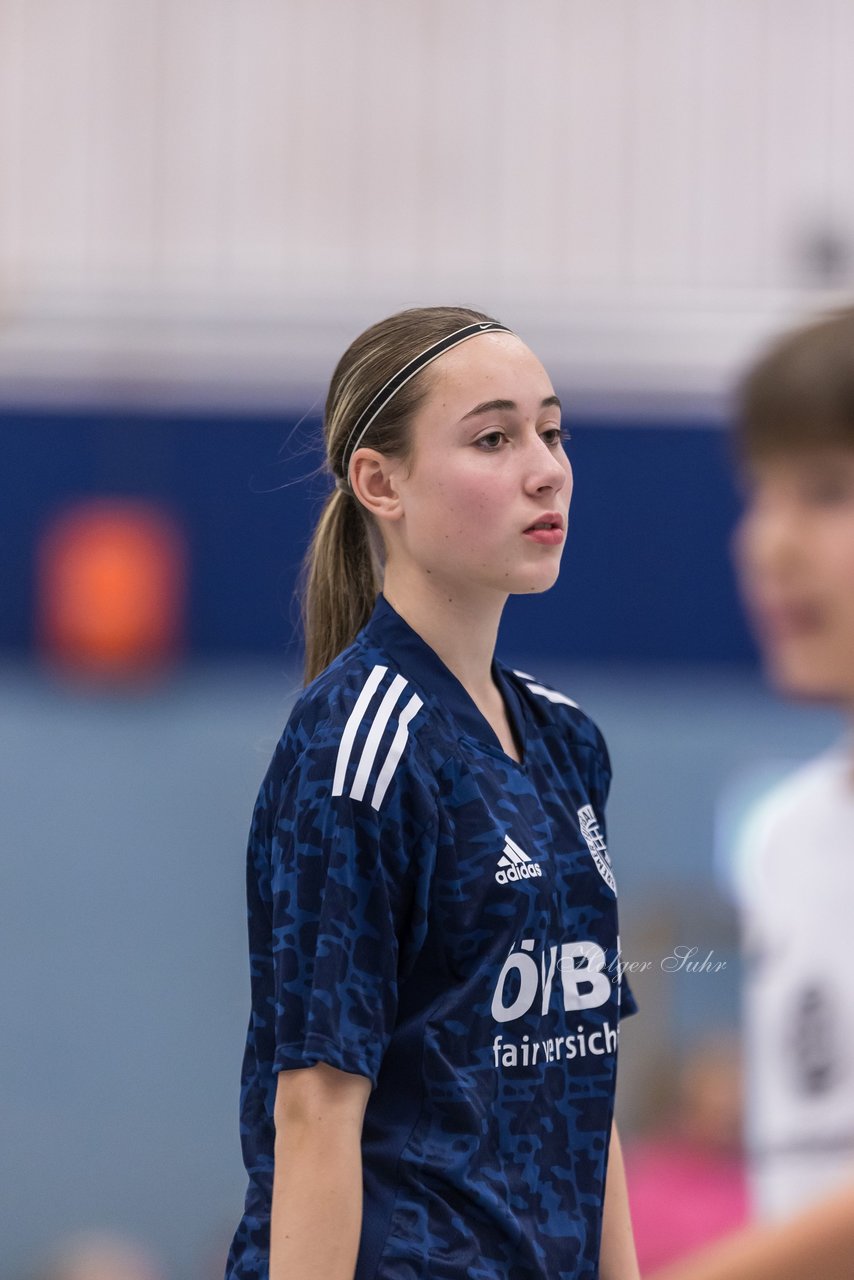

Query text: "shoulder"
[267, 635, 439, 819]
[744, 752, 843, 841]
[504, 665, 610, 766]
[732, 751, 845, 902]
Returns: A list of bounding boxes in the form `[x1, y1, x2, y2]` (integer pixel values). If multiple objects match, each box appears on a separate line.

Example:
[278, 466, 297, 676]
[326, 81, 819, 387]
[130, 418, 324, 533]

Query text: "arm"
[647, 1182, 854, 1280]
[270, 1060, 372, 1280]
[599, 1122, 641, 1280]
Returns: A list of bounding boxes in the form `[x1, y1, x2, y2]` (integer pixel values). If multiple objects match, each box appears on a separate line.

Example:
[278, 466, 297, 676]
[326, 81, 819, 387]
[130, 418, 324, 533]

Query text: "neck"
[382, 566, 506, 698]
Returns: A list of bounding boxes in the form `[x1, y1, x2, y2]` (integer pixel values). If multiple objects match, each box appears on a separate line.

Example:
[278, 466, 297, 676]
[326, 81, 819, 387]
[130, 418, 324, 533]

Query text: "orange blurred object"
[36, 499, 188, 681]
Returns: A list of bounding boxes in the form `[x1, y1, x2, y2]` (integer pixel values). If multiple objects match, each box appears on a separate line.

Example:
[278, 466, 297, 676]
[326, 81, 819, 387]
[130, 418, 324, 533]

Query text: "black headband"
[339, 320, 513, 484]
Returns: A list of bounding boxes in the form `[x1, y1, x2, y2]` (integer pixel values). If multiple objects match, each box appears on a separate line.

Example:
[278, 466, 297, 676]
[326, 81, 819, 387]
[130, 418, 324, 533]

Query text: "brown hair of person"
[300, 305, 497, 683]
[737, 305, 854, 460]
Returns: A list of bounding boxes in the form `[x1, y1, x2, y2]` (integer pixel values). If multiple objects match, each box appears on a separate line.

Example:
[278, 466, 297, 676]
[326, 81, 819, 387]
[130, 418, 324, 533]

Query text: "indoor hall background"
[1, 2, 852, 1276]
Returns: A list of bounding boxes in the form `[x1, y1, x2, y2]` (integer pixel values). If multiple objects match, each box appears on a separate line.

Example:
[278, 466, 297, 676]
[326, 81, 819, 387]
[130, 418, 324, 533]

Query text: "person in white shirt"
[651, 305, 854, 1280]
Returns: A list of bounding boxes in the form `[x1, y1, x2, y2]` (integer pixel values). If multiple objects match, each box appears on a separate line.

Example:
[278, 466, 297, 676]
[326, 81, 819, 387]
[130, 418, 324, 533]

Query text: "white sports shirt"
[736, 746, 854, 1220]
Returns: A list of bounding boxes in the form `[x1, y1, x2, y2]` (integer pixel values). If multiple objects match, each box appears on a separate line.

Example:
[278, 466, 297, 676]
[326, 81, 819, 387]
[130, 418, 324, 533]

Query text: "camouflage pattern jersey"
[226, 593, 637, 1280]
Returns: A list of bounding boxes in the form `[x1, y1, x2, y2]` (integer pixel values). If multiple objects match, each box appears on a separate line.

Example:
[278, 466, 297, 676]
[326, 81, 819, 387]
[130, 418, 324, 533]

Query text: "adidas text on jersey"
[495, 834, 543, 884]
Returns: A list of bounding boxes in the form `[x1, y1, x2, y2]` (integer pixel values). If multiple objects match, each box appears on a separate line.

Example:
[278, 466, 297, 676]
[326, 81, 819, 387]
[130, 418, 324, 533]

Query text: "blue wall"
[1, 406, 756, 665]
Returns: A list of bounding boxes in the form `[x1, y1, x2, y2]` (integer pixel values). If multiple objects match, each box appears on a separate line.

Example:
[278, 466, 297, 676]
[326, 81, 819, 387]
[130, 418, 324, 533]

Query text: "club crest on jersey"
[496, 835, 543, 885]
[578, 804, 616, 892]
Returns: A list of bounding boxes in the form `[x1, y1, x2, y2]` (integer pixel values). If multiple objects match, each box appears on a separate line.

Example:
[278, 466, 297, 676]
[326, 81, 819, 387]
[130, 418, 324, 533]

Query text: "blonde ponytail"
[301, 487, 380, 683]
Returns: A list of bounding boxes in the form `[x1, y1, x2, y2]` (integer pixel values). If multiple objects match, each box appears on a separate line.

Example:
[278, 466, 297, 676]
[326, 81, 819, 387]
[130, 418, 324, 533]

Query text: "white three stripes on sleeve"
[331, 664, 423, 811]
[371, 692, 422, 810]
[350, 673, 408, 802]
[332, 664, 387, 797]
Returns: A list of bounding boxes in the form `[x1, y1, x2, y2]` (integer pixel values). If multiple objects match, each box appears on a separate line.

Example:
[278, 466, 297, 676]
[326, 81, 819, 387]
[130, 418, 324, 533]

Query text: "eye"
[539, 426, 571, 449]
[476, 430, 506, 451]
[541, 427, 571, 447]
[799, 471, 854, 506]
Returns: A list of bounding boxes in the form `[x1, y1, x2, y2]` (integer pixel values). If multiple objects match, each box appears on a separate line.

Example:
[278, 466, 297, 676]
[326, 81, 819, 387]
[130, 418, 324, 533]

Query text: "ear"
[350, 448, 405, 523]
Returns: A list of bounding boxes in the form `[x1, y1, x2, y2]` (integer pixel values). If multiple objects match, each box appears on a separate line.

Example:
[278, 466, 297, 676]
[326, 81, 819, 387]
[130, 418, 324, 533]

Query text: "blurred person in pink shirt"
[625, 1037, 748, 1271]
[29, 1231, 164, 1280]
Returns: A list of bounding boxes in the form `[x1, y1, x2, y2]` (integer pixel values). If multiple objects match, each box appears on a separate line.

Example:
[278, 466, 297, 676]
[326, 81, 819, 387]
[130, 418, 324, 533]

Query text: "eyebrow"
[461, 395, 562, 420]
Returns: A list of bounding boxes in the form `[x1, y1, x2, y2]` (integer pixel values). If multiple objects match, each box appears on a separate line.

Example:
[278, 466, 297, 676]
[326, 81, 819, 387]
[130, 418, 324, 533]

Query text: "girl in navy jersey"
[226, 306, 640, 1280]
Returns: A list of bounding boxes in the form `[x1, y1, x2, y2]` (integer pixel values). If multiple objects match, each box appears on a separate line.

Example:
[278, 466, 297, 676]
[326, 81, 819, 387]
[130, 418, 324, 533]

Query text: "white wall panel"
[629, 1, 701, 286]
[157, 0, 233, 287]
[694, 0, 769, 289]
[827, 0, 854, 231]
[86, 0, 161, 282]
[763, 0, 835, 287]
[1, 0, 854, 405]
[352, 1, 433, 286]
[18, 0, 94, 282]
[495, 0, 570, 297]
[0, 0, 27, 289]
[558, 2, 630, 289]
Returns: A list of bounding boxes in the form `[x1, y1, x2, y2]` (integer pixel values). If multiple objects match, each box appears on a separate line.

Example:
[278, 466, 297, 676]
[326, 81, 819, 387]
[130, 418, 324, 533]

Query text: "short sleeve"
[265, 729, 437, 1088]
[586, 722, 612, 814]
[620, 974, 639, 1019]
[585, 722, 639, 1020]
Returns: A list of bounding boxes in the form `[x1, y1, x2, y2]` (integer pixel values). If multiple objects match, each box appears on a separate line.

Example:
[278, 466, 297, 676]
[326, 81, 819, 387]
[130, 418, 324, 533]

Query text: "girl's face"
[734, 447, 854, 706]
[384, 332, 572, 600]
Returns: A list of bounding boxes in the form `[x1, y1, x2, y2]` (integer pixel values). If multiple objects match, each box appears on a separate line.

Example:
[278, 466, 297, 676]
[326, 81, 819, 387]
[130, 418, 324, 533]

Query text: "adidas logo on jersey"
[496, 835, 543, 885]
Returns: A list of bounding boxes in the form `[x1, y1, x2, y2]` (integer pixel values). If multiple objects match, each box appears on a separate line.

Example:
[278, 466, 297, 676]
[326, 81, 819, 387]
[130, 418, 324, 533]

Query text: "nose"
[524, 433, 570, 497]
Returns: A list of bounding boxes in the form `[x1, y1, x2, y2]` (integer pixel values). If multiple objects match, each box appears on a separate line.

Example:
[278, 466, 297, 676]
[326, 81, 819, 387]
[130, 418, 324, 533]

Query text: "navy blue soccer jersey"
[227, 595, 637, 1280]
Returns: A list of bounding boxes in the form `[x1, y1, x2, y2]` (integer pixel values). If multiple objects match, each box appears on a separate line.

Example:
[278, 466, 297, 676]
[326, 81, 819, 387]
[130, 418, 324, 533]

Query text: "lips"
[522, 513, 565, 546]
[755, 598, 826, 640]
[523, 512, 564, 533]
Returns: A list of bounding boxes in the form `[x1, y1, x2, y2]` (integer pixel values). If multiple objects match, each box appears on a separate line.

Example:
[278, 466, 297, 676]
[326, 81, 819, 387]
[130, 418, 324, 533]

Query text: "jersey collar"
[362, 593, 527, 763]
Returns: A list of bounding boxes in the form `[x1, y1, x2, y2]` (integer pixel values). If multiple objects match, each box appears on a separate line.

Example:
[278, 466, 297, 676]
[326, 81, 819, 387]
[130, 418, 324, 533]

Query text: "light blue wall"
[1, 660, 842, 1278]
